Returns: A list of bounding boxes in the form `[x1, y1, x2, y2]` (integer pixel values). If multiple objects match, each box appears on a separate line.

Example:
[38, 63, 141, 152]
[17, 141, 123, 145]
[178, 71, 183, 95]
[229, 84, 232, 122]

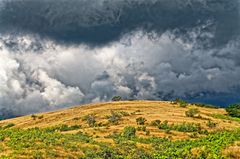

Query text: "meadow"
[0, 100, 240, 158]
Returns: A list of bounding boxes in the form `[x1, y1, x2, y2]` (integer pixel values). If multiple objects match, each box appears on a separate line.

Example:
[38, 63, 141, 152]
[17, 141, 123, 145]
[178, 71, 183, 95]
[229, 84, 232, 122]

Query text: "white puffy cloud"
[0, 29, 240, 117]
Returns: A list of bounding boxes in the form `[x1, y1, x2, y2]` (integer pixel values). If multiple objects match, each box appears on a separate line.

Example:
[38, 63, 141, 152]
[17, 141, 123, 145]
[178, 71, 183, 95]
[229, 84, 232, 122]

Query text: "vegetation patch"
[206, 120, 217, 128]
[122, 126, 136, 139]
[111, 96, 122, 101]
[136, 117, 147, 125]
[45, 124, 81, 132]
[82, 114, 97, 127]
[193, 103, 219, 109]
[211, 113, 240, 122]
[173, 98, 189, 107]
[158, 120, 202, 132]
[226, 104, 240, 118]
[2, 123, 15, 129]
[150, 119, 161, 127]
[109, 128, 240, 159]
[185, 108, 200, 117]
[1, 100, 240, 158]
[106, 111, 122, 124]
[137, 126, 147, 132]
[31, 114, 44, 120]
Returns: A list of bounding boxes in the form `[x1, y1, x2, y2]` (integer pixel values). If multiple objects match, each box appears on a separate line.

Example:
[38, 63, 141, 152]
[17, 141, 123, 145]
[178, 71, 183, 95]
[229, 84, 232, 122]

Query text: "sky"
[0, 0, 240, 119]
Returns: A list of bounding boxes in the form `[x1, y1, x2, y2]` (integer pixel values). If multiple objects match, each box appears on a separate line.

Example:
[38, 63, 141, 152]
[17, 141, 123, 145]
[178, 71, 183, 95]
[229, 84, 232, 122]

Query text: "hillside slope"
[0, 100, 240, 158]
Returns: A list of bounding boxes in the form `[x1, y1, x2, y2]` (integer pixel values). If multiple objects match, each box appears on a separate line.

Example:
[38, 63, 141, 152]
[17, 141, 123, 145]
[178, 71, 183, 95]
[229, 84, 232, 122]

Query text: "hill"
[0, 100, 240, 158]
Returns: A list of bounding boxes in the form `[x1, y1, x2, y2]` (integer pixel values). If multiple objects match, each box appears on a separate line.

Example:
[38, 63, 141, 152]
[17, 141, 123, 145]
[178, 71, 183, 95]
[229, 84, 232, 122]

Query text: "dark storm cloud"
[0, 0, 239, 46]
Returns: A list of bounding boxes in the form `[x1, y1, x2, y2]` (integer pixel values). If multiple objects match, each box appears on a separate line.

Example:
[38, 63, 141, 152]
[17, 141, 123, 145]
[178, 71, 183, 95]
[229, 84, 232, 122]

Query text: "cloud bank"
[0, 0, 240, 118]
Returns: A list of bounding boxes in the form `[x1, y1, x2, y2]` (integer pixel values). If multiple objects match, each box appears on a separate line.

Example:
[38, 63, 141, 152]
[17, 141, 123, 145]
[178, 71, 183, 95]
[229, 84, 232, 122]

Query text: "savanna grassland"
[0, 100, 240, 159]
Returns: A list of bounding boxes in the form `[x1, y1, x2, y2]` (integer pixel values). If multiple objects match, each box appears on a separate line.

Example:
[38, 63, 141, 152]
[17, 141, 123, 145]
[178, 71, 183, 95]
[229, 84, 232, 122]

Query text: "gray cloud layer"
[0, 0, 240, 118]
[0, 0, 239, 46]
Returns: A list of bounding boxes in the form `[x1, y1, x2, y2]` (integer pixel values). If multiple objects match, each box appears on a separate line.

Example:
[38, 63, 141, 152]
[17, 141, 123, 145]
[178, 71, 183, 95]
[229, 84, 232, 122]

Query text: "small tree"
[185, 108, 199, 117]
[122, 126, 136, 138]
[226, 104, 240, 118]
[112, 96, 122, 101]
[136, 117, 147, 125]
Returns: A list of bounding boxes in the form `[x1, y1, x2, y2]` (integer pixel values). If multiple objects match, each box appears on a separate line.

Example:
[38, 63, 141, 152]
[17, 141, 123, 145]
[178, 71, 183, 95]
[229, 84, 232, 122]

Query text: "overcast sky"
[0, 0, 240, 118]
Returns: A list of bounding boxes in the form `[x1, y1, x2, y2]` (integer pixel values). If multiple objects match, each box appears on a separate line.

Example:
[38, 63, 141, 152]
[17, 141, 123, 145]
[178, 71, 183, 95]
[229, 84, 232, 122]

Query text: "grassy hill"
[0, 100, 240, 158]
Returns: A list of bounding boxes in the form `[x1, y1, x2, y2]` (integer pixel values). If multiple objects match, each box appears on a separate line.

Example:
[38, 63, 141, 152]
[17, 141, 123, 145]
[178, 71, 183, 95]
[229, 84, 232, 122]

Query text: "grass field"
[0, 100, 240, 158]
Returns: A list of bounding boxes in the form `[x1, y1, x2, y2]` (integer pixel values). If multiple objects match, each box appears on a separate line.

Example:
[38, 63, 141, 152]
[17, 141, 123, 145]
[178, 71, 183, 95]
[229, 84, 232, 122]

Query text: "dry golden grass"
[222, 142, 240, 159]
[0, 100, 239, 141]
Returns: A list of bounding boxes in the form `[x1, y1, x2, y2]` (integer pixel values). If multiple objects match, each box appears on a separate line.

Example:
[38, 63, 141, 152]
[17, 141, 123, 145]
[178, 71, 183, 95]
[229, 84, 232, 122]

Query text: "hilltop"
[0, 100, 240, 158]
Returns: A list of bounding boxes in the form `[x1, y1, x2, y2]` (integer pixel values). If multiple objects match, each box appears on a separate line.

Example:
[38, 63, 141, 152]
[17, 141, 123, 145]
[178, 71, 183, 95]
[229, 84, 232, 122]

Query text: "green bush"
[122, 126, 136, 139]
[174, 98, 188, 107]
[189, 132, 198, 138]
[158, 120, 170, 130]
[206, 120, 217, 128]
[0, 125, 240, 158]
[226, 104, 240, 118]
[185, 108, 199, 117]
[172, 122, 201, 132]
[137, 126, 147, 132]
[136, 117, 147, 125]
[3, 123, 15, 129]
[158, 121, 201, 132]
[107, 111, 122, 124]
[194, 103, 219, 109]
[112, 96, 122, 101]
[45, 124, 81, 132]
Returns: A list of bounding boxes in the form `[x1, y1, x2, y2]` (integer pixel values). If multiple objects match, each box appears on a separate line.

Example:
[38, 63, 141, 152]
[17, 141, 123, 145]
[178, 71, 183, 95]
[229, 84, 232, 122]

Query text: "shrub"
[112, 96, 122, 101]
[83, 114, 96, 127]
[206, 120, 217, 128]
[180, 102, 188, 108]
[189, 132, 198, 138]
[175, 98, 188, 107]
[146, 130, 150, 136]
[137, 126, 147, 132]
[136, 117, 147, 125]
[158, 120, 170, 130]
[107, 111, 122, 124]
[122, 126, 136, 139]
[31, 114, 44, 120]
[150, 120, 161, 126]
[158, 121, 201, 132]
[38, 115, 44, 119]
[3, 123, 15, 129]
[45, 124, 81, 132]
[172, 122, 201, 132]
[194, 103, 219, 109]
[31, 114, 38, 120]
[185, 108, 199, 117]
[226, 104, 240, 118]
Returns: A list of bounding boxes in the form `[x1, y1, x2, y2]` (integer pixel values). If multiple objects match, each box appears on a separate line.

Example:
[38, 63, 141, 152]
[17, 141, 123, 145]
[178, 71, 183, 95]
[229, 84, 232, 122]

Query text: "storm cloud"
[0, 0, 240, 118]
[0, 0, 239, 46]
